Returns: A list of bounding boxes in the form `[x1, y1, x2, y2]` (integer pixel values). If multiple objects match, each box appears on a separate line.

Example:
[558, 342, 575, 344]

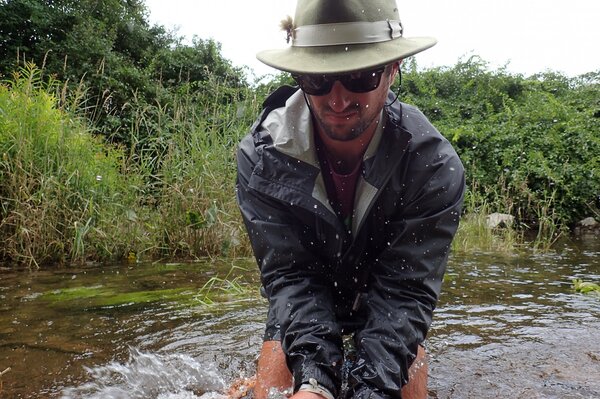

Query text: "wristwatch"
[298, 378, 335, 399]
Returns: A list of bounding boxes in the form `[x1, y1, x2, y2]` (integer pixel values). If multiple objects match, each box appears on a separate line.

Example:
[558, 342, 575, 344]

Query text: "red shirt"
[316, 136, 362, 231]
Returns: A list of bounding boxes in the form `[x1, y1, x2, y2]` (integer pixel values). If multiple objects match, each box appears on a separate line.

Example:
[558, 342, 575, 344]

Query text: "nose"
[327, 80, 352, 112]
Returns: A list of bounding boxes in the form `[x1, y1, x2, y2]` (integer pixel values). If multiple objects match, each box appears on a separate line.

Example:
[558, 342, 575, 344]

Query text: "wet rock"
[574, 216, 599, 236]
[578, 217, 598, 228]
[486, 213, 514, 229]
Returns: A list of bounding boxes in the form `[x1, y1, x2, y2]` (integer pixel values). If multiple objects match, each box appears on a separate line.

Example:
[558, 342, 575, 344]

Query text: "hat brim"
[257, 36, 437, 75]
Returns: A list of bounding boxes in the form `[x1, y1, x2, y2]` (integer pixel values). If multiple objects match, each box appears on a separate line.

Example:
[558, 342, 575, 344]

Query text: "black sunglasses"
[292, 66, 387, 96]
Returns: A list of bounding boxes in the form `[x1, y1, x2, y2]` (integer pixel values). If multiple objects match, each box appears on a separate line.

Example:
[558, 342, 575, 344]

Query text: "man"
[235, 0, 465, 398]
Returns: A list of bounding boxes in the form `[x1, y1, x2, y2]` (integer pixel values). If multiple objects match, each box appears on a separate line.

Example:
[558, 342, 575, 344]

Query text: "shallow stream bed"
[1, 236, 599, 398]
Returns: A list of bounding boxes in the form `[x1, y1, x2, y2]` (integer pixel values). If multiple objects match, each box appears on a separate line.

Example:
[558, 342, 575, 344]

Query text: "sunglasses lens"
[342, 68, 384, 93]
[294, 67, 386, 96]
[293, 74, 331, 96]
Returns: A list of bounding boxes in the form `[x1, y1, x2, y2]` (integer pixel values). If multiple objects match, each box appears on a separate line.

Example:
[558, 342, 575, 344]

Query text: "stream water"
[1, 236, 599, 399]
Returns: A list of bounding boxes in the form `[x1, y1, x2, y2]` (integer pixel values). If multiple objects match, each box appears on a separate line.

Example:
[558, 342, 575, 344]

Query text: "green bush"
[399, 57, 600, 237]
[1, 44, 598, 266]
[0, 0, 247, 149]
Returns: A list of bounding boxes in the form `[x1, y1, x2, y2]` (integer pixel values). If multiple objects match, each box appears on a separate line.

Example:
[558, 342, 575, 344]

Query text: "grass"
[573, 279, 600, 297]
[0, 64, 137, 267]
[192, 265, 252, 305]
[452, 176, 570, 255]
[452, 182, 524, 255]
[40, 265, 257, 309]
[0, 64, 258, 267]
[0, 63, 582, 268]
[452, 213, 522, 255]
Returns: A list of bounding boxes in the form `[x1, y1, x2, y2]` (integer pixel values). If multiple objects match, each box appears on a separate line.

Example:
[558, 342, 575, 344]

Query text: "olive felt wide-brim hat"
[257, 0, 437, 75]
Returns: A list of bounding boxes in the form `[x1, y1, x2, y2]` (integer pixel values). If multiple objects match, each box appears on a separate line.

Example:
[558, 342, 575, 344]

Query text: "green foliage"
[40, 266, 256, 308]
[193, 269, 252, 306]
[0, 63, 261, 266]
[0, 64, 140, 266]
[133, 72, 260, 259]
[573, 279, 600, 297]
[0, 0, 598, 265]
[0, 0, 247, 147]
[399, 56, 600, 239]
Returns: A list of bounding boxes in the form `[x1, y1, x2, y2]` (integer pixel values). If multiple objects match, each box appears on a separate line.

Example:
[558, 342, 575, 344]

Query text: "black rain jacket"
[236, 86, 465, 399]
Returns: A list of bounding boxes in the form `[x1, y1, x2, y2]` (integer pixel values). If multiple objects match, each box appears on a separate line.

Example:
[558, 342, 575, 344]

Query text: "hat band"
[293, 20, 403, 47]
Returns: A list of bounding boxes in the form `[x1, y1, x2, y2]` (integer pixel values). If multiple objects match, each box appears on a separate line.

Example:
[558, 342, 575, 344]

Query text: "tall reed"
[0, 64, 138, 266]
[0, 64, 268, 267]
[122, 73, 264, 261]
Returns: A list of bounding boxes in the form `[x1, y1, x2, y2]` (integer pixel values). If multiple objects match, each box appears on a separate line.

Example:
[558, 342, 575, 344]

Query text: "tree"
[0, 0, 248, 144]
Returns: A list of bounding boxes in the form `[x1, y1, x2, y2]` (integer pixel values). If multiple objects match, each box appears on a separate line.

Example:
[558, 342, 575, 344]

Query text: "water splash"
[60, 347, 226, 399]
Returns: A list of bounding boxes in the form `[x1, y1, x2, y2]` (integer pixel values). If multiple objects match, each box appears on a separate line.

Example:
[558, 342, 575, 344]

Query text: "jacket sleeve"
[348, 140, 465, 399]
[235, 135, 344, 398]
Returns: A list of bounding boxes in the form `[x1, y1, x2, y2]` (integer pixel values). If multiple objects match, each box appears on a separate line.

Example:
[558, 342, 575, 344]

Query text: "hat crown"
[295, 0, 400, 26]
[257, 0, 436, 74]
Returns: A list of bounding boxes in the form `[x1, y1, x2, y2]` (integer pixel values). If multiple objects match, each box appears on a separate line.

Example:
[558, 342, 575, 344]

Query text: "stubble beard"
[313, 104, 380, 142]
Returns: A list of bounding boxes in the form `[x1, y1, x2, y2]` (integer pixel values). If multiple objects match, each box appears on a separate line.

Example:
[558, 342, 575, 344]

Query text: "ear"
[393, 59, 403, 76]
[388, 61, 401, 86]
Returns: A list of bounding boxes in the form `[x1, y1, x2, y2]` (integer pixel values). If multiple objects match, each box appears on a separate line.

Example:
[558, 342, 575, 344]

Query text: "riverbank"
[1, 63, 598, 268]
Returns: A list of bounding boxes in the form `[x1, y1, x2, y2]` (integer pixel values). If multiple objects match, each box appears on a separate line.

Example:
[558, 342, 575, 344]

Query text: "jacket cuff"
[292, 363, 339, 399]
[346, 384, 391, 399]
[298, 378, 335, 399]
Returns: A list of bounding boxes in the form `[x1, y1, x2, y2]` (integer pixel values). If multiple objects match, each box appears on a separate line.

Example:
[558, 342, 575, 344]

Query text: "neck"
[315, 114, 381, 174]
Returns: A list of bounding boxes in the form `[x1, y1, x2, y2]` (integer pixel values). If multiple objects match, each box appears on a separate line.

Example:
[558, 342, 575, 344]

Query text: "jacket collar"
[261, 89, 385, 168]
[254, 89, 408, 237]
